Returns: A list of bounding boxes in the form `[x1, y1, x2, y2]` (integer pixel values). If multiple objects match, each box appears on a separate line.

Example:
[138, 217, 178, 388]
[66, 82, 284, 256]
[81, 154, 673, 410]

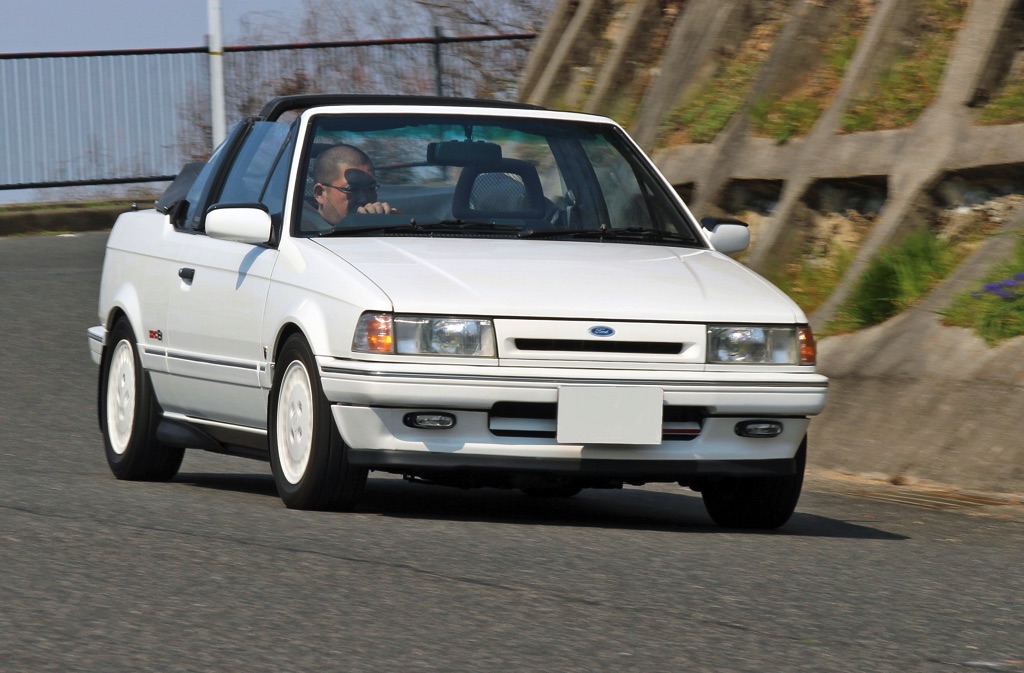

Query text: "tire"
[520, 486, 583, 498]
[701, 437, 806, 530]
[99, 318, 184, 481]
[520, 480, 583, 498]
[269, 334, 367, 510]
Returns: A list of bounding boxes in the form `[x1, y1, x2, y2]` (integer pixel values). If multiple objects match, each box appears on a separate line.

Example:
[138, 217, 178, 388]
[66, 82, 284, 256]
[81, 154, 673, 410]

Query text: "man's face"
[314, 164, 378, 224]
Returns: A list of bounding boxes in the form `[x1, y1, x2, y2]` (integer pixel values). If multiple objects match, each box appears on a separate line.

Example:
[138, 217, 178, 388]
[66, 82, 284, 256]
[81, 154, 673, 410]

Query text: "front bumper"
[88, 326, 106, 365]
[321, 358, 826, 475]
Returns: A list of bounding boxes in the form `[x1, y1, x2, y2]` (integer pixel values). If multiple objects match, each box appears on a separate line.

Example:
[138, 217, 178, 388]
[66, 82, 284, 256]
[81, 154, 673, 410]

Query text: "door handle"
[178, 267, 195, 281]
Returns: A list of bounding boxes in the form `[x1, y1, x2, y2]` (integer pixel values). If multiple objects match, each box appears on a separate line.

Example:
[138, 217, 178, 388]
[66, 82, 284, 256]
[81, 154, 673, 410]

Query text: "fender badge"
[588, 325, 615, 337]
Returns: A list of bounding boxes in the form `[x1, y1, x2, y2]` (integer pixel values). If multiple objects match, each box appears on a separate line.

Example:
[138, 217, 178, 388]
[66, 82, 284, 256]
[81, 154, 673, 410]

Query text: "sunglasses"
[323, 182, 378, 198]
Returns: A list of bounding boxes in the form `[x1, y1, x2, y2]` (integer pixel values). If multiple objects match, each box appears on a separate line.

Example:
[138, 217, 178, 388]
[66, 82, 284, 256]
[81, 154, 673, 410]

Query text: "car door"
[161, 121, 294, 429]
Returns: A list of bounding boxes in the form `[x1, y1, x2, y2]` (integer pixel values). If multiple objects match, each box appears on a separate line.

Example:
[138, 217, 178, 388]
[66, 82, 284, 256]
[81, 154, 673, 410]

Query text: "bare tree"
[213, 0, 555, 122]
[236, 0, 553, 44]
[413, 0, 553, 34]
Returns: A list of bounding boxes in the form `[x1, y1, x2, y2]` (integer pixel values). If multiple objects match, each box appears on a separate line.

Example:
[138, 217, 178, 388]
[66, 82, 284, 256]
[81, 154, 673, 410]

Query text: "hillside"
[522, 0, 1024, 494]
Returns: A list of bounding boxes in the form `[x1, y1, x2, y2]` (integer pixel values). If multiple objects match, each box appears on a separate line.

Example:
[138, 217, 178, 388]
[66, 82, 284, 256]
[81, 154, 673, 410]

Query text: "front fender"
[262, 237, 392, 382]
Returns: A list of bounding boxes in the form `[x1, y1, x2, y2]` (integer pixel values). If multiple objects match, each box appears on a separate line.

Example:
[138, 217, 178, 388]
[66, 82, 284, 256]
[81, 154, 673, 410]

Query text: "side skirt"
[157, 417, 270, 462]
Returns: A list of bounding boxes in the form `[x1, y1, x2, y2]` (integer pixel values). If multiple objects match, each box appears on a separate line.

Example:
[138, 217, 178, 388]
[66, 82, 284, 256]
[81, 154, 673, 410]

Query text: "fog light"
[735, 420, 783, 438]
[403, 412, 457, 430]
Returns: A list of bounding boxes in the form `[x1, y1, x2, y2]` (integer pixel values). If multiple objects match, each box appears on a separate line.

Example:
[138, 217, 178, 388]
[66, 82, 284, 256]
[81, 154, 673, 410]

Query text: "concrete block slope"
[523, 0, 1024, 494]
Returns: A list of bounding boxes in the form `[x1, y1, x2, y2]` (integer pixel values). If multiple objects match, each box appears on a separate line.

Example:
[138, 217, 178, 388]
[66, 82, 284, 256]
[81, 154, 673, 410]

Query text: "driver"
[307, 144, 395, 229]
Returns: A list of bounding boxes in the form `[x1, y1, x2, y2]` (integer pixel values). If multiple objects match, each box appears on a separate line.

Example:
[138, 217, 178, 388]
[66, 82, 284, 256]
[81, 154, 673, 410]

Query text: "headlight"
[396, 316, 496, 356]
[707, 325, 815, 365]
[353, 313, 496, 357]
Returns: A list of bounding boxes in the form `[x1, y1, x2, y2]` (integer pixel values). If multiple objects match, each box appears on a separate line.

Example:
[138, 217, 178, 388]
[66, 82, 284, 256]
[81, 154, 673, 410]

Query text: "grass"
[841, 0, 966, 133]
[941, 233, 1024, 345]
[824, 228, 961, 334]
[0, 199, 140, 212]
[750, 95, 822, 143]
[662, 60, 761, 144]
[769, 246, 854, 316]
[659, 14, 785, 145]
[977, 80, 1024, 125]
[750, 13, 865, 142]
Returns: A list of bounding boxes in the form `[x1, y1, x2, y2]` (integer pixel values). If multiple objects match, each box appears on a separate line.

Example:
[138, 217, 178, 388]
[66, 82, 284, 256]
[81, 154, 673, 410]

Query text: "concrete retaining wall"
[0, 204, 132, 237]
[812, 211, 1024, 494]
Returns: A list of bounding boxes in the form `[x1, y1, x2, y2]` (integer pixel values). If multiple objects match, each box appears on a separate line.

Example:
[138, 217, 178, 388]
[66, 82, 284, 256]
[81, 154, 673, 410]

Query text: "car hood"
[312, 237, 804, 323]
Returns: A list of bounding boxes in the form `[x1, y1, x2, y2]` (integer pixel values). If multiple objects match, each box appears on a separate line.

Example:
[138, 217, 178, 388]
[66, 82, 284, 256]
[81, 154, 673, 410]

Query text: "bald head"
[314, 144, 374, 184]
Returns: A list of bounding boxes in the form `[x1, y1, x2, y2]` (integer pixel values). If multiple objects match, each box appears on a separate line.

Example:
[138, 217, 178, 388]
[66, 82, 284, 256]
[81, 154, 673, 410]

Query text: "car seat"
[452, 159, 546, 221]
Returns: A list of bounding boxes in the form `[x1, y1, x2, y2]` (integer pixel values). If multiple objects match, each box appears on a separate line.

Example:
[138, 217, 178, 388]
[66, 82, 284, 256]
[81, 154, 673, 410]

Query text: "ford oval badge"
[589, 325, 615, 337]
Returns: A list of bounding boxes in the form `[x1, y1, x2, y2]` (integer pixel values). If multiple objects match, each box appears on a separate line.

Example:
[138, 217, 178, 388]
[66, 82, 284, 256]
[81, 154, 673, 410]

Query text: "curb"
[0, 203, 138, 237]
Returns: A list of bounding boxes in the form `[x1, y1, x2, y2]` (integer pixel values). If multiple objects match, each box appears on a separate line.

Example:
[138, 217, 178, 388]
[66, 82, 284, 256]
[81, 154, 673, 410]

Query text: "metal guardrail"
[0, 32, 536, 192]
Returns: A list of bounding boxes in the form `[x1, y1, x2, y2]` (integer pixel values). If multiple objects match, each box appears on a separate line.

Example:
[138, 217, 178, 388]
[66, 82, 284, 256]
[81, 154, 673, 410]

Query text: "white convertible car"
[89, 94, 827, 528]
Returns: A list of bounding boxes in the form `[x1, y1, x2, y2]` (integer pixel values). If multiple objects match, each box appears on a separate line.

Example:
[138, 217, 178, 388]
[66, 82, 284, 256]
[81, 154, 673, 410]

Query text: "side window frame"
[211, 121, 294, 210]
[175, 119, 254, 232]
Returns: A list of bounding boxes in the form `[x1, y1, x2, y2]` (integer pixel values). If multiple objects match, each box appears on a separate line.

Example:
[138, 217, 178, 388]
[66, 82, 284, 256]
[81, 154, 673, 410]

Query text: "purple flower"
[975, 276, 1024, 300]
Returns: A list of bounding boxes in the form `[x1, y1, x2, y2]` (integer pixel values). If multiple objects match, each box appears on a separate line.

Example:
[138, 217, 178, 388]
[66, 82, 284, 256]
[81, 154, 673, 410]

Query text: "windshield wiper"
[412, 219, 525, 233]
[318, 223, 421, 237]
[318, 218, 525, 237]
[518, 226, 699, 244]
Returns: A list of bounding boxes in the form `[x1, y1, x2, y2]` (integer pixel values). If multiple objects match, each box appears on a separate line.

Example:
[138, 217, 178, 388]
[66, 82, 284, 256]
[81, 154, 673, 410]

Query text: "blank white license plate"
[556, 386, 663, 445]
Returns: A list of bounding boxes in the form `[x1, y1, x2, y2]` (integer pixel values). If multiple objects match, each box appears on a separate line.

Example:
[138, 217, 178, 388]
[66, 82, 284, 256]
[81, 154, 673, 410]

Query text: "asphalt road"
[1, 231, 1021, 673]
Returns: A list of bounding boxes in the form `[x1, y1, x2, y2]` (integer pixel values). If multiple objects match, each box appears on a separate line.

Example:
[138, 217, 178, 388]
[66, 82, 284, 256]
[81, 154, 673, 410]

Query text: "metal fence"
[0, 32, 536, 193]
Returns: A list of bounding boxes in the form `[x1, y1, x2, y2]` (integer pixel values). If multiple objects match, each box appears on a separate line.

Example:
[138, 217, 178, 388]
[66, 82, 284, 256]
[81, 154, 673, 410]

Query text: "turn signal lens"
[353, 313, 394, 353]
[798, 326, 816, 365]
[735, 420, 784, 438]
[403, 412, 457, 429]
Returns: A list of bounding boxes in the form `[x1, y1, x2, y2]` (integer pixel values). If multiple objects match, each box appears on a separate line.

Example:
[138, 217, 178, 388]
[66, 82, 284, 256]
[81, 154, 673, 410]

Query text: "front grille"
[514, 339, 683, 355]
[488, 402, 704, 440]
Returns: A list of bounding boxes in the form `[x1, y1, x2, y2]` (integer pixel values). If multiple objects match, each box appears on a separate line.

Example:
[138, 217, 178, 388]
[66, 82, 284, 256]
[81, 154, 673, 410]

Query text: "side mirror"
[701, 216, 750, 255]
[205, 204, 272, 244]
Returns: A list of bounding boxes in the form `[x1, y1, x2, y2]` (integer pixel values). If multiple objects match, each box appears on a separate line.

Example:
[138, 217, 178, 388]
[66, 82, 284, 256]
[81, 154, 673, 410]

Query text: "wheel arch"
[272, 322, 307, 368]
[265, 321, 310, 397]
[97, 307, 131, 426]
[102, 283, 145, 346]
[268, 298, 367, 364]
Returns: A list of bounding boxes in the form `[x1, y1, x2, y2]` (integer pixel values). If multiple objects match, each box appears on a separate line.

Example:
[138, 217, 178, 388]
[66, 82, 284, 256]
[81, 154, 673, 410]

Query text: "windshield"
[292, 112, 703, 246]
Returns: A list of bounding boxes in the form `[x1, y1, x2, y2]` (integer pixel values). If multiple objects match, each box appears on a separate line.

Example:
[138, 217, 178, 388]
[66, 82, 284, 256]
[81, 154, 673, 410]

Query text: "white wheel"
[99, 318, 184, 481]
[276, 359, 315, 485]
[269, 334, 367, 510]
[105, 339, 137, 455]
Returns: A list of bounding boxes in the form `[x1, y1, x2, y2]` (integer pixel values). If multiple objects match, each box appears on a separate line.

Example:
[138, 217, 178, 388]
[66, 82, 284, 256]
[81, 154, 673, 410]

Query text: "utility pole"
[208, 0, 226, 148]
[434, 26, 443, 98]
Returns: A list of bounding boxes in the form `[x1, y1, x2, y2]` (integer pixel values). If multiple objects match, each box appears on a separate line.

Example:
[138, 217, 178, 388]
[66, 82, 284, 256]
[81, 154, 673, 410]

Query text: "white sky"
[0, 0, 319, 54]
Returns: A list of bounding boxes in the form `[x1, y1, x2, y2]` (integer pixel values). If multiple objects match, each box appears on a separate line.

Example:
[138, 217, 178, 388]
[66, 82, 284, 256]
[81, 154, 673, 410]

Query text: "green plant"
[664, 61, 758, 144]
[752, 96, 824, 142]
[749, 17, 863, 141]
[941, 235, 1024, 344]
[840, 0, 965, 132]
[659, 11, 787, 146]
[826, 229, 959, 332]
[769, 246, 854, 316]
[977, 80, 1024, 125]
